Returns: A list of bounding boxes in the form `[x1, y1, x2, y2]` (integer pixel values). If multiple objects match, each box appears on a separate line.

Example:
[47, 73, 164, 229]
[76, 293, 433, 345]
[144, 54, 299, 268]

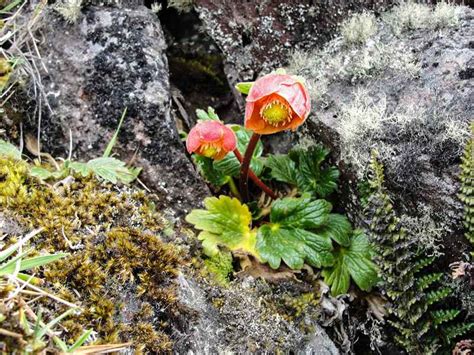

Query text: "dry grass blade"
[67, 342, 133, 354]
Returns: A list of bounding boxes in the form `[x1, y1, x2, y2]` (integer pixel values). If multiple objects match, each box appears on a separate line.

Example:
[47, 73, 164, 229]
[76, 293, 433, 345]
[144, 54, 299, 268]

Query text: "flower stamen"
[260, 99, 292, 127]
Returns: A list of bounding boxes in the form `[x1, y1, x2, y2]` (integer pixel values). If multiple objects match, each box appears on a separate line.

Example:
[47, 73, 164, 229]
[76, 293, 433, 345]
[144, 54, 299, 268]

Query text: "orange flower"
[244, 73, 311, 135]
[186, 120, 237, 160]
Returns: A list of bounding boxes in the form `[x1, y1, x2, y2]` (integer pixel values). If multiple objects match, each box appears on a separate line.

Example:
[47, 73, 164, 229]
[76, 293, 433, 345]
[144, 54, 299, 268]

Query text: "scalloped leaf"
[322, 230, 378, 295]
[267, 145, 339, 198]
[185, 195, 258, 258]
[256, 196, 334, 269]
[192, 155, 228, 186]
[0, 139, 21, 160]
[70, 157, 141, 184]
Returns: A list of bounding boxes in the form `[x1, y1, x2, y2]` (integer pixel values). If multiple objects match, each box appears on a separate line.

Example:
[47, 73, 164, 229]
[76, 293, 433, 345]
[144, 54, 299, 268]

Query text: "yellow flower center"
[200, 144, 222, 158]
[260, 99, 292, 126]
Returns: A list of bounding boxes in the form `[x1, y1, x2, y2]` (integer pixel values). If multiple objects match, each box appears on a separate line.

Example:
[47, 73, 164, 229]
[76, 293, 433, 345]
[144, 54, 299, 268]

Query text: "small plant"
[0, 109, 141, 185]
[185, 70, 378, 296]
[364, 151, 473, 353]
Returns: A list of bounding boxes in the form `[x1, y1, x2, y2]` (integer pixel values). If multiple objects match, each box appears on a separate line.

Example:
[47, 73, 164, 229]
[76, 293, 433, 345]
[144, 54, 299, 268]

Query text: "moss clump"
[202, 251, 234, 286]
[0, 157, 185, 353]
[283, 292, 319, 320]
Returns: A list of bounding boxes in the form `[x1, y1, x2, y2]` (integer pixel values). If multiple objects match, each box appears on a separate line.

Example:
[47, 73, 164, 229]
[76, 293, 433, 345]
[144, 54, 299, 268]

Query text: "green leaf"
[256, 196, 334, 269]
[266, 154, 298, 185]
[322, 230, 378, 295]
[196, 107, 220, 121]
[30, 166, 54, 180]
[192, 155, 228, 186]
[185, 195, 258, 257]
[316, 214, 352, 247]
[103, 107, 127, 158]
[266, 145, 339, 198]
[257, 225, 334, 269]
[0, 139, 21, 160]
[235, 81, 254, 95]
[290, 145, 340, 197]
[69, 161, 91, 177]
[86, 157, 140, 184]
[213, 126, 264, 177]
[270, 197, 332, 229]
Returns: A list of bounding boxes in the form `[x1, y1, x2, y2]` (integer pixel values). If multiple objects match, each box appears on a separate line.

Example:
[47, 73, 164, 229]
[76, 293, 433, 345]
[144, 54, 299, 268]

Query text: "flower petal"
[246, 73, 296, 103]
[276, 82, 311, 120]
[186, 126, 202, 153]
[222, 125, 237, 152]
[198, 120, 225, 142]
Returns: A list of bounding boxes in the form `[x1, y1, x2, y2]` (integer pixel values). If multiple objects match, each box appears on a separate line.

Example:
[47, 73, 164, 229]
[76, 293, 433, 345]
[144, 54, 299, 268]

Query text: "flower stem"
[238, 133, 277, 202]
[226, 176, 241, 200]
[234, 149, 277, 200]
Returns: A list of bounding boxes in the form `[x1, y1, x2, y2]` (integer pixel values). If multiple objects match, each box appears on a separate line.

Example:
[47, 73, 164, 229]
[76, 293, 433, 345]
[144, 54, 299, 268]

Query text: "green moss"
[0, 157, 184, 353]
[202, 251, 234, 286]
[283, 292, 319, 319]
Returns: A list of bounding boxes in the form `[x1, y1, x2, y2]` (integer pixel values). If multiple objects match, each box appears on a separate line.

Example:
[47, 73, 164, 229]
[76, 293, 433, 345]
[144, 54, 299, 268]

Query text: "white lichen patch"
[337, 89, 470, 178]
[341, 11, 378, 46]
[287, 39, 419, 105]
[54, 0, 83, 24]
[383, 1, 462, 35]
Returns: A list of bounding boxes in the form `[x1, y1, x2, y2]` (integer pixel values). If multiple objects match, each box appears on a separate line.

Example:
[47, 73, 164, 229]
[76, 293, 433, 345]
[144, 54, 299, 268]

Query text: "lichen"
[340, 11, 377, 46]
[0, 157, 185, 352]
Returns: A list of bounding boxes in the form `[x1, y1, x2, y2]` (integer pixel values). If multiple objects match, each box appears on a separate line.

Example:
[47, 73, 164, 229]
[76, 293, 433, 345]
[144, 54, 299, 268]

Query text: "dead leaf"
[236, 253, 300, 282]
[365, 294, 387, 322]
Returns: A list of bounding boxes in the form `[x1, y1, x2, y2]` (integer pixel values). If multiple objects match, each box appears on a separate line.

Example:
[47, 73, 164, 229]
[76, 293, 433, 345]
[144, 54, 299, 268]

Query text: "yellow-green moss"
[202, 251, 234, 286]
[0, 157, 184, 353]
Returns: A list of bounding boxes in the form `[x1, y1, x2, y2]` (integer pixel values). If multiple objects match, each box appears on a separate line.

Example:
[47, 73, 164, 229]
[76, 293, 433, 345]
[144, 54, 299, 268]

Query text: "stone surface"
[287, 4, 473, 261]
[175, 274, 340, 354]
[194, 0, 395, 109]
[30, 5, 209, 214]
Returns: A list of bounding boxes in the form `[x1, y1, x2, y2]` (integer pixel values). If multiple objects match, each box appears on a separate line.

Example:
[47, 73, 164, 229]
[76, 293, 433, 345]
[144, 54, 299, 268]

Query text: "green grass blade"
[0, 253, 67, 276]
[67, 329, 93, 352]
[53, 336, 69, 352]
[0, 0, 23, 14]
[0, 228, 41, 263]
[0, 250, 31, 276]
[37, 308, 76, 339]
[103, 107, 127, 158]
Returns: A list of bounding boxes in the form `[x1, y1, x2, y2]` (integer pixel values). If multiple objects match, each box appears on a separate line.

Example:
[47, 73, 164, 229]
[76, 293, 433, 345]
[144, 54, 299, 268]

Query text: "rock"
[28, 4, 209, 214]
[175, 273, 340, 354]
[194, 0, 395, 110]
[286, 4, 473, 260]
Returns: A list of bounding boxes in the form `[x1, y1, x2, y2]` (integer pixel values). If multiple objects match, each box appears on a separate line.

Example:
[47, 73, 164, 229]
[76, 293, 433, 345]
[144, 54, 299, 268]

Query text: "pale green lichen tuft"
[341, 11, 377, 46]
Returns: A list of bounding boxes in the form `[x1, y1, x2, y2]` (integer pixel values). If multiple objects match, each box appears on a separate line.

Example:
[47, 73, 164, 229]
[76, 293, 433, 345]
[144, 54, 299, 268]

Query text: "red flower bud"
[244, 73, 311, 135]
[186, 120, 237, 160]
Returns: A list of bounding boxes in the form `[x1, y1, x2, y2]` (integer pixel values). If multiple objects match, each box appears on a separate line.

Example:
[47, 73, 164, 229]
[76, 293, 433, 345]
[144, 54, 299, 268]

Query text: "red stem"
[234, 149, 277, 200]
[238, 133, 277, 202]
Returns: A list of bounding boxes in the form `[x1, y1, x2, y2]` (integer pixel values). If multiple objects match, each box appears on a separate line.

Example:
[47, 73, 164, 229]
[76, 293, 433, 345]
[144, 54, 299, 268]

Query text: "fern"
[425, 288, 451, 306]
[364, 152, 469, 353]
[444, 323, 474, 342]
[431, 309, 460, 327]
[459, 122, 474, 247]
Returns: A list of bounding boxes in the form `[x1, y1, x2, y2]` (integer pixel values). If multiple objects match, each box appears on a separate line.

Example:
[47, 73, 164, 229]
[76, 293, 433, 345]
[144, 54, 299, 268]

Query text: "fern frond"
[417, 273, 443, 291]
[431, 309, 460, 327]
[425, 288, 451, 306]
[443, 322, 474, 342]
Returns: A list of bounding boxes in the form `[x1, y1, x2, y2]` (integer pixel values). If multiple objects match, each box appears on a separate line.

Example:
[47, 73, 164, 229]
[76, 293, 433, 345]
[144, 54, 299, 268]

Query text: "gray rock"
[287, 4, 473, 258]
[175, 274, 339, 354]
[194, 0, 395, 110]
[31, 5, 209, 214]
